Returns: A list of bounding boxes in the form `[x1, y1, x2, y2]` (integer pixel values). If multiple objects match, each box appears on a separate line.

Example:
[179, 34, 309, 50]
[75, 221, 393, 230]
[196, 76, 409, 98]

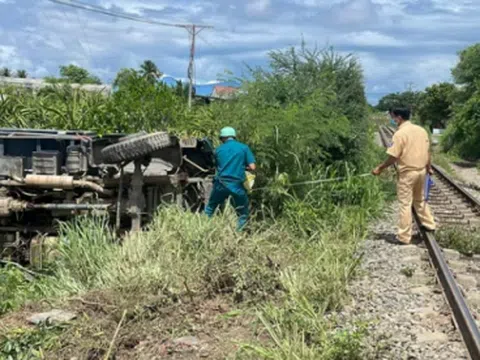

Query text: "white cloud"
[358, 51, 457, 97]
[429, 0, 476, 13]
[330, 0, 379, 25]
[98, 0, 170, 15]
[289, 0, 343, 7]
[0, 45, 15, 61]
[337, 31, 406, 47]
[246, 0, 271, 15]
[0, 45, 32, 70]
[410, 55, 456, 85]
[0, 0, 478, 103]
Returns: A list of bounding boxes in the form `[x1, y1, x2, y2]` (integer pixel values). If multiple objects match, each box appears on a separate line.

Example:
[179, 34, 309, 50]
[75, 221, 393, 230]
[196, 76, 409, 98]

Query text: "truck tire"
[101, 132, 173, 164]
[118, 131, 147, 142]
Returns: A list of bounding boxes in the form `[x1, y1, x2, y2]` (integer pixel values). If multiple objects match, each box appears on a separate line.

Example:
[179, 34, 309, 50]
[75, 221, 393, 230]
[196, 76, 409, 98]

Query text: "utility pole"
[405, 81, 416, 116]
[183, 24, 211, 109]
[187, 25, 196, 109]
[186, 25, 206, 109]
[49, 0, 213, 109]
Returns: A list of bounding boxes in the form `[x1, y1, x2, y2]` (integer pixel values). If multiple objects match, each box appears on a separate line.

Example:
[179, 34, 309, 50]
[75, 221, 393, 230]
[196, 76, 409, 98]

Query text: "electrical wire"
[43, 0, 215, 100]
[47, 0, 213, 29]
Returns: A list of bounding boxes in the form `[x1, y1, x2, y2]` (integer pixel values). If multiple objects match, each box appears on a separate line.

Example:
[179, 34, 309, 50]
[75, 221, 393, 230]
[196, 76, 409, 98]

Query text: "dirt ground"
[1, 290, 260, 359]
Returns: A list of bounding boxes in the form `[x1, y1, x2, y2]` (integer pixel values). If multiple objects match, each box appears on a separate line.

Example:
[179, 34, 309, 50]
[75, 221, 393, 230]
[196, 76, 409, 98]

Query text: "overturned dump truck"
[0, 128, 216, 261]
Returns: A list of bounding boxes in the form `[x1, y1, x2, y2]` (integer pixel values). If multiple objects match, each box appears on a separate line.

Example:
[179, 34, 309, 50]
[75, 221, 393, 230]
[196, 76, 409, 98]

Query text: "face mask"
[390, 118, 397, 127]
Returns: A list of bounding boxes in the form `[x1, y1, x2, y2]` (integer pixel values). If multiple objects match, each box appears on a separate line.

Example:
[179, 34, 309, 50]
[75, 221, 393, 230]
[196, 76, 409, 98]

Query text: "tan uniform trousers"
[397, 169, 436, 244]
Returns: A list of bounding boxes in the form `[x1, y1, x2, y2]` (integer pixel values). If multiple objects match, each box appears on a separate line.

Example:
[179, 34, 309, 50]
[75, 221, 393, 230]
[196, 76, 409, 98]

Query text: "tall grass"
[44, 204, 367, 304]
[3, 166, 381, 358]
[0, 153, 388, 358]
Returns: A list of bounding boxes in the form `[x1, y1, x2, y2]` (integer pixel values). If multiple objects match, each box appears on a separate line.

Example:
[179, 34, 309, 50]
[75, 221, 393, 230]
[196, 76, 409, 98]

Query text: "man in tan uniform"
[373, 108, 436, 244]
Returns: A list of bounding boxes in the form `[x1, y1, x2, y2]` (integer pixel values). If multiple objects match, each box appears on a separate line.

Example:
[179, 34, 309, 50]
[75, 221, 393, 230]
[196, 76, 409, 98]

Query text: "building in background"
[211, 85, 238, 100]
[0, 76, 112, 96]
[160, 75, 241, 102]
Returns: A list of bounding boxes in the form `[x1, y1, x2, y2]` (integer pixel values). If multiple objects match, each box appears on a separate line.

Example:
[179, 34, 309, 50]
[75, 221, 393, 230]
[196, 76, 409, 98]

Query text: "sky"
[0, 0, 478, 104]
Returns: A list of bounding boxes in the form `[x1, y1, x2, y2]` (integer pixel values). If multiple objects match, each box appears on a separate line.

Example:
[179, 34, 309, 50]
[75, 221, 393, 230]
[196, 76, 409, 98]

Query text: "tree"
[108, 71, 185, 133]
[452, 44, 480, 97]
[139, 60, 162, 85]
[442, 91, 480, 160]
[376, 91, 422, 113]
[443, 43, 480, 160]
[113, 68, 139, 89]
[416, 83, 455, 129]
[16, 70, 28, 78]
[59, 65, 101, 84]
[0, 68, 11, 77]
[174, 80, 189, 99]
[376, 93, 401, 111]
[45, 65, 101, 85]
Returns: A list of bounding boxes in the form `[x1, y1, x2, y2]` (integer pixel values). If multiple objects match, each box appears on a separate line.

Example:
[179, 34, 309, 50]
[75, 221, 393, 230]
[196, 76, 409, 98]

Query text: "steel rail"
[379, 126, 480, 360]
[432, 164, 480, 209]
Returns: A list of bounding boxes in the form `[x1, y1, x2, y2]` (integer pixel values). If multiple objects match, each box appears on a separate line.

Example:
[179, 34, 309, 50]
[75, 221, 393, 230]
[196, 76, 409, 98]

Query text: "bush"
[442, 91, 480, 160]
[0, 266, 37, 315]
[416, 83, 455, 130]
[0, 323, 64, 359]
[436, 226, 480, 255]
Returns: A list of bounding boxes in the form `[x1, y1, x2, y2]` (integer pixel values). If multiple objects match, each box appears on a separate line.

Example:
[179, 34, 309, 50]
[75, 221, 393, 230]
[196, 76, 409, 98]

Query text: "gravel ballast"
[333, 204, 469, 359]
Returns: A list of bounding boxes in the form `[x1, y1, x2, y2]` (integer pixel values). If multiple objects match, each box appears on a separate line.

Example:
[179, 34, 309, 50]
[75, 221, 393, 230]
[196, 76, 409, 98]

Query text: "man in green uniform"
[205, 127, 256, 230]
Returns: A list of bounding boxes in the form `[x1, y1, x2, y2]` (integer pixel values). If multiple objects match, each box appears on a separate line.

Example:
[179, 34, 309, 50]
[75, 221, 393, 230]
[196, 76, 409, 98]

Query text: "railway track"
[379, 125, 480, 359]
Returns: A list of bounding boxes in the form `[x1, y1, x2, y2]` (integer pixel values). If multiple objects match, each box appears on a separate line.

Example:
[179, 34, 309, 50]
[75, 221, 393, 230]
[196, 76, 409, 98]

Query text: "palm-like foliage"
[139, 60, 162, 84]
[1, 68, 11, 77]
[16, 70, 28, 78]
[0, 85, 110, 131]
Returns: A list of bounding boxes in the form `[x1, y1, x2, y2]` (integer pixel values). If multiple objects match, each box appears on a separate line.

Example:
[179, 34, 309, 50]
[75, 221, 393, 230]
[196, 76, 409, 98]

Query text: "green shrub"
[0, 265, 48, 316]
[436, 226, 480, 255]
[442, 91, 480, 160]
[0, 324, 64, 360]
[0, 266, 33, 315]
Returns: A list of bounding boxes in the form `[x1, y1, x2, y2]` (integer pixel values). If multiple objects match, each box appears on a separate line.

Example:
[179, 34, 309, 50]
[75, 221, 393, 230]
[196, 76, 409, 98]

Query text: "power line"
[48, 0, 214, 108]
[48, 0, 213, 29]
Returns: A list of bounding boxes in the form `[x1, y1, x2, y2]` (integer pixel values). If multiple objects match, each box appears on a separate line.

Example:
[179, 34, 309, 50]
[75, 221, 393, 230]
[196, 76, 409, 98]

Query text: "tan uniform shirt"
[387, 121, 430, 173]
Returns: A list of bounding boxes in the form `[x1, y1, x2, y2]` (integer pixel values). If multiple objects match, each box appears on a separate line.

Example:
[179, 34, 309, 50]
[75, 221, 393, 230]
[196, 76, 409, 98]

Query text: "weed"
[400, 266, 415, 278]
[436, 226, 480, 255]
[324, 325, 368, 360]
[432, 151, 457, 177]
[238, 305, 369, 359]
[0, 265, 46, 316]
[0, 324, 64, 359]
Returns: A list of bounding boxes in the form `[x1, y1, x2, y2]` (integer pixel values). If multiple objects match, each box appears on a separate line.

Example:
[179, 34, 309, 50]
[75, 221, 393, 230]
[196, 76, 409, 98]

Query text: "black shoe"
[421, 226, 435, 233]
[411, 235, 424, 245]
[391, 239, 410, 246]
[384, 234, 410, 246]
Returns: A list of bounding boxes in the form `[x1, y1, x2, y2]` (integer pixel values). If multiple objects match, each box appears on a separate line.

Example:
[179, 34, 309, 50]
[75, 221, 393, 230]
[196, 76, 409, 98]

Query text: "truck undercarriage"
[0, 128, 215, 262]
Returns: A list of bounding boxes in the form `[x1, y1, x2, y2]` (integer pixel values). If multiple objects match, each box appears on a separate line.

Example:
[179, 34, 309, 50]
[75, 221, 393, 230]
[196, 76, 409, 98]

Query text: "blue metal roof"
[160, 76, 240, 97]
